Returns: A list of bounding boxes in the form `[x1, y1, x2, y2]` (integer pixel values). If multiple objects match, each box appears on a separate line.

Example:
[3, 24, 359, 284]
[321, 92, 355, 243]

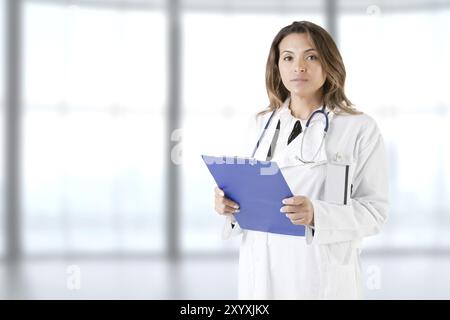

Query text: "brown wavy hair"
[257, 21, 361, 117]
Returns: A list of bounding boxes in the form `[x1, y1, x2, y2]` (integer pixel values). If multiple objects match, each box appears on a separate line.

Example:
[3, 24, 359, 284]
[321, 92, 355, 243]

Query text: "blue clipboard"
[202, 155, 305, 237]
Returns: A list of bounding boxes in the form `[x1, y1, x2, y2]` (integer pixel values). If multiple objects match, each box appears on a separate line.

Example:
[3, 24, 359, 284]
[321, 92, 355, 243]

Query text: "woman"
[213, 21, 389, 299]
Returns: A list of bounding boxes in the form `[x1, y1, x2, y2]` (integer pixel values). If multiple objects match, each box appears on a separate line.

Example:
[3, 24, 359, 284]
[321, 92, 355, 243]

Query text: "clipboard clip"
[248, 158, 258, 166]
[233, 156, 258, 166]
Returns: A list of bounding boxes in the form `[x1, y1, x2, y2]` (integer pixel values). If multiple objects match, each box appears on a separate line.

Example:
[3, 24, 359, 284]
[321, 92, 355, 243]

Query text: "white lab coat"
[222, 97, 389, 299]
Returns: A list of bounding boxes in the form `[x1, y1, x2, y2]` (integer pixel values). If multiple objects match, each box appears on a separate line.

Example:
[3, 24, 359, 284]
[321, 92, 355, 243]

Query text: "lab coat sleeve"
[307, 121, 389, 245]
[221, 214, 244, 239]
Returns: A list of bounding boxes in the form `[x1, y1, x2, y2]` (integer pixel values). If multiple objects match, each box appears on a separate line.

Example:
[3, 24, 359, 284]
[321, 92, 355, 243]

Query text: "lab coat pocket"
[323, 263, 359, 299]
[324, 160, 354, 205]
[320, 241, 359, 299]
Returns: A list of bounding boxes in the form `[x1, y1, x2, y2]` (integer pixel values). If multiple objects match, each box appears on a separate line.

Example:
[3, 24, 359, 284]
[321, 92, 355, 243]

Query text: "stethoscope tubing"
[252, 105, 329, 160]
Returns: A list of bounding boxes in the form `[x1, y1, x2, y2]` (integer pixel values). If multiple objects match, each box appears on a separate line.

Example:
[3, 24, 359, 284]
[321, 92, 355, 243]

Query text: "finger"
[215, 194, 239, 209]
[222, 198, 239, 209]
[215, 196, 239, 209]
[215, 203, 240, 215]
[290, 217, 306, 225]
[214, 187, 225, 197]
[280, 205, 302, 213]
[286, 214, 306, 225]
[285, 212, 305, 221]
[289, 212, 312, 226]
[215, 207, 233, 215]
[282, 196, 307, 206]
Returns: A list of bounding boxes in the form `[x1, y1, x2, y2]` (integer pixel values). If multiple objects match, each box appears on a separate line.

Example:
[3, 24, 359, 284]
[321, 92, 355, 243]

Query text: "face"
[278, 33, 326, 98]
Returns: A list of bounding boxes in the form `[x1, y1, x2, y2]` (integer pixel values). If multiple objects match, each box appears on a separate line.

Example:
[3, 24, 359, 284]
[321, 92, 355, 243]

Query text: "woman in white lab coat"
[213, 21, 389, 299]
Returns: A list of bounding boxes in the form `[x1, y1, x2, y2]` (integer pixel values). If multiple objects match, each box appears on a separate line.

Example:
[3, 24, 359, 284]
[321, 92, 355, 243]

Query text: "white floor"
[1, 253, 450, 299]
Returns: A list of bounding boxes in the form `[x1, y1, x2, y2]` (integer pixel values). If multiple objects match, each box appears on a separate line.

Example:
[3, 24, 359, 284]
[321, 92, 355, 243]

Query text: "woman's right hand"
[214, 186, 240, 215]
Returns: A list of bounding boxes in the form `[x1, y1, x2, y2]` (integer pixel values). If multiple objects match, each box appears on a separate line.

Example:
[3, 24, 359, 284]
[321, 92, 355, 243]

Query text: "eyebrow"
[281, 48, 316, 54]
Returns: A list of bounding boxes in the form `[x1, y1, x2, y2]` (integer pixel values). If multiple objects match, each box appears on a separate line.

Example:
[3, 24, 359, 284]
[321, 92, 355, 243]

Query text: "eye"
[306, 55, 318, 61]
[283, 56, 293, 61]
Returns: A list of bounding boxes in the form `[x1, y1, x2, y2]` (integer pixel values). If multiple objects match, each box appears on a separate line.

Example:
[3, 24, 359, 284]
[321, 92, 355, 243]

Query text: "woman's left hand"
[281, 196, 314, 226]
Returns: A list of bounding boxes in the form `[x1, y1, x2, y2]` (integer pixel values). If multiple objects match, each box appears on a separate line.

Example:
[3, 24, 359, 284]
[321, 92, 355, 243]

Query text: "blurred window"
[22, 2, 166, 254]
[339, 9, 450, 249]
[0, 0, 5, 257]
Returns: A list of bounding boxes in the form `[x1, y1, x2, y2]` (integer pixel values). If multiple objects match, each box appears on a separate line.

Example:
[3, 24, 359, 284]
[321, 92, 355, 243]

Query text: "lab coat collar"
[279, 96, 330, 123]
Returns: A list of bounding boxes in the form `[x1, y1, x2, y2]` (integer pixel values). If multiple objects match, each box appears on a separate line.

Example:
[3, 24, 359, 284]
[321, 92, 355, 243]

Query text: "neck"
[289, 94, 323, 120]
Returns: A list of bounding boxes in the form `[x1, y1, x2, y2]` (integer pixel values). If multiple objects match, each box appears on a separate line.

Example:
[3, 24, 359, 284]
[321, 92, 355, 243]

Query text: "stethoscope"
[251, 105, 330, 163]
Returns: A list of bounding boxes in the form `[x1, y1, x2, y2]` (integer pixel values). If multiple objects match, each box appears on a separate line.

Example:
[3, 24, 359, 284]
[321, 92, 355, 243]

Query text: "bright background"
[1, 0, 450, 299]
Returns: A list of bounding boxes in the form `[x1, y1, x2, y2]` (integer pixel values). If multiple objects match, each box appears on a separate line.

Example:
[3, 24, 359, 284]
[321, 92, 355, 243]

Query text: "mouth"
[291, 78, 308, 82]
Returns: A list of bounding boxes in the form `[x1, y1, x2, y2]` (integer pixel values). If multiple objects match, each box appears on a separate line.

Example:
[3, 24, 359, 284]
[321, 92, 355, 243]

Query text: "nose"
[294, 63, 306, 73]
